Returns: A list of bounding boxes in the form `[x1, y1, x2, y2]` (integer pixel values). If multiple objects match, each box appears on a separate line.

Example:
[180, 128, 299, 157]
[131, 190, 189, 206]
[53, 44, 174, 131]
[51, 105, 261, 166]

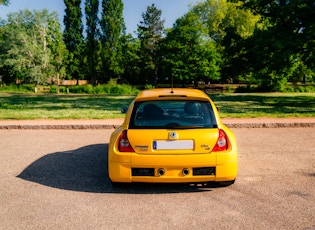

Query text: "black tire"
[216, 179, 235, 187]
[110, 180, 129, 188]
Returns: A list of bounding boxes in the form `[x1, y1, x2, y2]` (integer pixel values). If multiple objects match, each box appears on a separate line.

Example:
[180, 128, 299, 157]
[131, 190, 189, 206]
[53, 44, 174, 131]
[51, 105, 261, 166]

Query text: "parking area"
[0, 128, 314, 229]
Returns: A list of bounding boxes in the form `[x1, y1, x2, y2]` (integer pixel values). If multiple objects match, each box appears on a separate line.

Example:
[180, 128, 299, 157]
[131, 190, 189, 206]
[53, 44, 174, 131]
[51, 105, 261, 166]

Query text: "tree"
[63, 0, 84, 80]
[0, 10, 64, 85]
[230, 0, 315, 90]
[192, 0, 259, 42]
[137, 4, 165, 85]
[47, 14, 68, 86]
[191, 0, 260, 83]
[161, 12, 221, 85]
[192, 0, 228, 42]
[100, 0, 125, 82]
[0, 0, 9, 5]
[85, 0, 101, 84]
[120, 34, 141, 84]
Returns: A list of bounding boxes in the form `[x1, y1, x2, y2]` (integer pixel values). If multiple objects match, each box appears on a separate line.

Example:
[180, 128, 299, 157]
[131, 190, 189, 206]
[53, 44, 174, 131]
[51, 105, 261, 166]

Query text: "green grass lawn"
[0, 94, 134, 119]
[0, 92, 314, 119]
[210, 93, 315, 118]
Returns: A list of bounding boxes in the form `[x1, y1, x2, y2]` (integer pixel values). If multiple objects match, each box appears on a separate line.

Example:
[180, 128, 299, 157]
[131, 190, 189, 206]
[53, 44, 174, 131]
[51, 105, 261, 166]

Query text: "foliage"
[191, 0, 260, 84]
[120, 34, 141, 84]
[229, 0, 315, 90]
[192, 0, 259, 42]
[84, 0, 101, 85]
[137, 4, 165, 86]
[100, 0, 125, 81]
[0, 0, 9, 5]
[236, 0, 315, 69]
[63, 0, 84, 80]
[162, 12, 221, 85]
[47, 12, 67, 84]
[0, 9, 64, 85]
[0, 84, 34, 93]
[64, 84, 139, 95]
[0, 82, 139, 95]
[0, 0, 314, 91]
[144, 84, 154, 89]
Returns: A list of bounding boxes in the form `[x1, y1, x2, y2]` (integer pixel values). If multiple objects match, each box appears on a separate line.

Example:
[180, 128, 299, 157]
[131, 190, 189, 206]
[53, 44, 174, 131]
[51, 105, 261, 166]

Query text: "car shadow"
[17, 144, 214, 194]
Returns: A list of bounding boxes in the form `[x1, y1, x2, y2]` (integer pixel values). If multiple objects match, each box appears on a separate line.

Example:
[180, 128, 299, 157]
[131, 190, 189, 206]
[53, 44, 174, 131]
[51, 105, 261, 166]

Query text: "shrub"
[109, 84, 139, 95]
[0, 84, 34, 93]
[55, 83, 140, 95]
[283, 85, 294, 93]
[293, 85, 315, 93]
[50, 85, 58, 93]
[144, 84, 154, 89]
[235, 84, 257, 93]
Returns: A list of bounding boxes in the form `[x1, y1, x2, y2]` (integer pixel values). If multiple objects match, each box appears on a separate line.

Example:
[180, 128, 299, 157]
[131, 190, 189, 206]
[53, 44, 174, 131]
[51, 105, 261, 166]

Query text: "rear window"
[129, 100, 217, 129]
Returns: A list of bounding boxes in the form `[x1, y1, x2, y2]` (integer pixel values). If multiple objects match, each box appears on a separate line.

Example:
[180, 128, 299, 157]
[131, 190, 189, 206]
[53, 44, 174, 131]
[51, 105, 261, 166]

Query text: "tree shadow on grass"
[211, 94, 315, 116]
[2, 94, 135, 111]
[17, 144, 212, 194]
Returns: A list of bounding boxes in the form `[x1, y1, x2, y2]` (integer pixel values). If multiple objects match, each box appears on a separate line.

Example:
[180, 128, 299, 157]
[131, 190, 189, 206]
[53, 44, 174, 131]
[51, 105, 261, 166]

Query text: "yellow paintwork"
[108, 88, 238, 184]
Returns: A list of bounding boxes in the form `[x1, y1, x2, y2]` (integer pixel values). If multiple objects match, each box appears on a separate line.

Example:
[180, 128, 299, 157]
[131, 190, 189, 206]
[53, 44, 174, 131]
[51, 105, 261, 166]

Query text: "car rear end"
[108, 88, 238, 185]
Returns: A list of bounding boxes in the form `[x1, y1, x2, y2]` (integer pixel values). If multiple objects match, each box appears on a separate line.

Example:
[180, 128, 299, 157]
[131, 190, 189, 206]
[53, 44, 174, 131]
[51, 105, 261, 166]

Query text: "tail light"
[118, 130, 135, 152]
[212, 129, 228, 152]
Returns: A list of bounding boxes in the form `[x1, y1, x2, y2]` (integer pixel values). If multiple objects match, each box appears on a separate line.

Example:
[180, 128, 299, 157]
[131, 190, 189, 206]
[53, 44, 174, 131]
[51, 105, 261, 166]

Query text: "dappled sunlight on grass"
[0, 94, 134, 119]
[210, 93, 315, 118]
[0, 93, 314, 119]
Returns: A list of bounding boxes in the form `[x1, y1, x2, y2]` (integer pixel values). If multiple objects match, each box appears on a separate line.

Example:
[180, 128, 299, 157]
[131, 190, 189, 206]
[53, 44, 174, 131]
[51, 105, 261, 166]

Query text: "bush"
[0, 82, 140, 95]
[62, 83, 139, 95]
[108, 84, 139, 95]
[0, 84, 34, 93]
[67, 85, 93, 94]
[235, 84, 258, 93]
[283, 85, 294, 93]
[295, 85, 315, 93]
[144, 84, 154, 89]
[50, 85, 58, 93]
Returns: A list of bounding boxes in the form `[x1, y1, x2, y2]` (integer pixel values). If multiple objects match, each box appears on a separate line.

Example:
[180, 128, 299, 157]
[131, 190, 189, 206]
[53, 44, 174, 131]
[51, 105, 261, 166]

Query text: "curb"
[0, 124, 121, 130]
[226, 122, 315, 128]
[0, 123, 315, 130]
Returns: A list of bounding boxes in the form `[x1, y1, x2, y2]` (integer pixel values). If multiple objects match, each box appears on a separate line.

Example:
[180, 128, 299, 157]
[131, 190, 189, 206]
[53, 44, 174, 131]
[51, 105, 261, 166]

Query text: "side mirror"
[121, 107, 128, 113]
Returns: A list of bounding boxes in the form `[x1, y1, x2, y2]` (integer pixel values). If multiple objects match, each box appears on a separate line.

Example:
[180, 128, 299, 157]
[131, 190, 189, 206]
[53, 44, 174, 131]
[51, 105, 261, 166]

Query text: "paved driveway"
[1, 128, 314, 229]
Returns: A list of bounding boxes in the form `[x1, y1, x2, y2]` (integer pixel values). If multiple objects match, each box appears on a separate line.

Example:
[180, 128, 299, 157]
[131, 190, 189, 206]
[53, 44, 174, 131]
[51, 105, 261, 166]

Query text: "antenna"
[170, 75, 174, 93]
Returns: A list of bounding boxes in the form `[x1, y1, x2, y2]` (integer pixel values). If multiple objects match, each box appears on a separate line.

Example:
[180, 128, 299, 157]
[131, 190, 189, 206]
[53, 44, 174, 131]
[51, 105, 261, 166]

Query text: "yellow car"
[108, 88, 237, 186]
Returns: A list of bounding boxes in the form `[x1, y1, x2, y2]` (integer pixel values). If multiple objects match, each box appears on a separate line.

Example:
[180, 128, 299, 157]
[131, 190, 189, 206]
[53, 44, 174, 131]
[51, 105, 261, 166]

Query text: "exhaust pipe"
[182, 168, 190, 176]
[157, 168, 165, 176]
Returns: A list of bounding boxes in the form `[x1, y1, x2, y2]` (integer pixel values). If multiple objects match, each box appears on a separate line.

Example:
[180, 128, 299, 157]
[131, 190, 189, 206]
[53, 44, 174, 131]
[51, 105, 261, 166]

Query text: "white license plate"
[153, 140, 194, 150]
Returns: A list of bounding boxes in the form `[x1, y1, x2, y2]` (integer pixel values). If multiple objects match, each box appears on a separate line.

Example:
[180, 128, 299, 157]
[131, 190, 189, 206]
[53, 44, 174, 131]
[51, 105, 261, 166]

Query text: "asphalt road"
[1, 128, 314, 229]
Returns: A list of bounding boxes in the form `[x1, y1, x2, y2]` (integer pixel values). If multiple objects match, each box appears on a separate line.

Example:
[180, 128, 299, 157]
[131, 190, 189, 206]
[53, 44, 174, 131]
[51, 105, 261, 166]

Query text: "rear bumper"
[108, 152, 237, 183]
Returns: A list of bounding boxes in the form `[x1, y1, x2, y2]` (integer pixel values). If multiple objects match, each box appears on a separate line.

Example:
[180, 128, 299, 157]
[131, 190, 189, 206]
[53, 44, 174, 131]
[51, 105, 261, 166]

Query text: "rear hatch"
[127, 129, 219, 155]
